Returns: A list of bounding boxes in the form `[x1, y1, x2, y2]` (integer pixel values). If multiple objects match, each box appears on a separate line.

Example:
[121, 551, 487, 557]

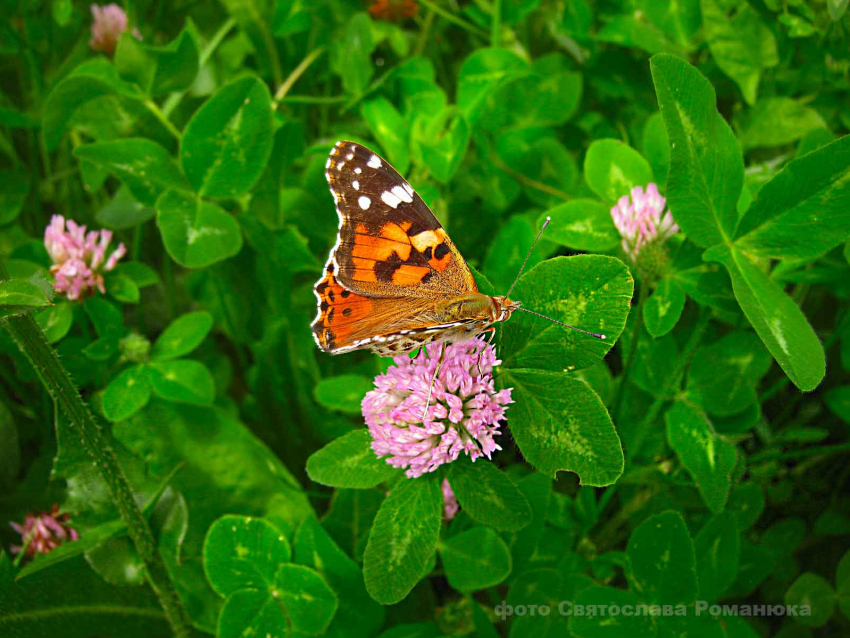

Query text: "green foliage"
[2, 1, 849, 636]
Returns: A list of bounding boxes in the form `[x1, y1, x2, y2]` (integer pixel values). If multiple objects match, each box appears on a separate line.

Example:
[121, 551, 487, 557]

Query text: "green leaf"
[837, 549, 850, 619]
[650, 53, 743, 247]
[0, 169, 30, 225]
[665, 400, 737, 513]
[440, 527, 511, 592]
[34, 301, 73, 343]
[156, 190, 243, 268]
[180, 75, 274, 198]
[584, 139, 654, 205]
[412, 107, 470, 184]
[306, 429, 399, 489]
[738, 98, 827, 150]
[643, 279, 685, 337]
[331, 12, 375, 96]
[294, 517, 385, 638]
[457, 48, 528, 125]
[115, 23, 200, 96]
[627, 510, 697, 605]
[501, 255, 633, 373]
[15, 519, 127, 581]
[363, 476, 442, 604]
[203, 514, 292, 597]
[704, 244, 824, 391]
[362, 97, 410, 175]
[734, 135, 850, 261]
[0, 556, 170, 636]
[74, 139, 192, 206]
[500, 370, 623, 486]
[569, 586, 658, 638]
[217, 566, 337, 638]
[493, 52, 582, 129]
[784, 573, 836, 627]
[686, 332, 772, 416]
[96, 185, 156, 230]
[483, 216, 545, 293]
[0, 279, 51, 314]
[829, 0, 850, 20]
[447, 459, 531, 531]
[701, 0, 778, 105]
[314, 374, 373, 415]
[694, 510, 740, 601]
[42, 59, 141, 150]
[105, 274, 139, 304]
[496, 132, 577, 206]
[152, 311, 213, 360]
[542, 200, 620, 252]
[727, 483, 764, 531]
[0, 402, 18, 492]
[102, 365, 152, 422]
[147, 359, 215, 404]
[642, 112, 669, 187]
[114, 262, 160, 289]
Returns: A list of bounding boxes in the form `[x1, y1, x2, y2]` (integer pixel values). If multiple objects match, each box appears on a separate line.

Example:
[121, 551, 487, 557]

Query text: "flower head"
[363, 340, 513, 478]
[89, 4, 141, 55]
[10, 505, 79, 558]
[44, 215, 126, 300]
[610, 183, 678, 263]
[442, 479, 459, 520]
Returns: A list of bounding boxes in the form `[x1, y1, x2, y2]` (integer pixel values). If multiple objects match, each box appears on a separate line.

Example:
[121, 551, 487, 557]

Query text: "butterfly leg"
[421, 343, 444, 422]
[476, 328, 497, 376]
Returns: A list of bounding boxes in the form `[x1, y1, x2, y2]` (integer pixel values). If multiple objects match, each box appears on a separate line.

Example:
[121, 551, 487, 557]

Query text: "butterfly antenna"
[503, 216, 606, 341]
[504, 216, 551, 301]
[515, 307, 606, 340]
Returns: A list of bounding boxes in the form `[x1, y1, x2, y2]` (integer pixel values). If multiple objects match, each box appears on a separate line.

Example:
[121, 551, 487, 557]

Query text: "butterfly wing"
[312, 262, 475, 355]
[323, 141, 477, 298]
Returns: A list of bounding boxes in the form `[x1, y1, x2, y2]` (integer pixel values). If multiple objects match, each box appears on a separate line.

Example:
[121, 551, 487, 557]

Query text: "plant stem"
[417, 0, 490, 37]
[278, 94, 346, 104]
[611, 281, 646, 426]
[144, 99, 182, 141]
[491, 0, 501, 47]
[0, 269, 193, 637]
[274, 47, 325, 105]
[490, 152, 571, 200]
[163, 17, 236, 117]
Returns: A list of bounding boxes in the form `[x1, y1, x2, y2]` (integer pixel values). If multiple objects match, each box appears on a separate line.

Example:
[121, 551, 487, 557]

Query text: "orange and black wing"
[323, 141, 476, 298]
[312, 262, 465, 355]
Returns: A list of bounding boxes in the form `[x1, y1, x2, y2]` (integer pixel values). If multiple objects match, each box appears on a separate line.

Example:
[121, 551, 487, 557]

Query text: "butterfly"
[311, 141, 604, 358]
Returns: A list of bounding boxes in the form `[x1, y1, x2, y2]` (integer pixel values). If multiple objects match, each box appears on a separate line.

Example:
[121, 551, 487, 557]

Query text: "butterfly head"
[492, 296, 521, 323]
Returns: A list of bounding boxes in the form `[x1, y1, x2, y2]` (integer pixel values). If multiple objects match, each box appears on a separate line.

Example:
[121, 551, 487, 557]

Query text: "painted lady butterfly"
[312, 141, 603, 357]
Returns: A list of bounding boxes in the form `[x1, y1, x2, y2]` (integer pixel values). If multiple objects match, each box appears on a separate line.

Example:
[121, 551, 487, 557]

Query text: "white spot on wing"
[347, 152, 354, 160]
[358, 196, 371, 210]
[355, 167, 362, 174]
[367, 155, 381, 169]
[381, 190, 402, 208]
[403, 183, 414, 198]
[392, 185, 413, 203]
[352, 180, 360, 190]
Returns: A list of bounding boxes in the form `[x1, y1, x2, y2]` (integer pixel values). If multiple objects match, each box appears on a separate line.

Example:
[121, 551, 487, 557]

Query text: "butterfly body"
[312, 141, 520, 357]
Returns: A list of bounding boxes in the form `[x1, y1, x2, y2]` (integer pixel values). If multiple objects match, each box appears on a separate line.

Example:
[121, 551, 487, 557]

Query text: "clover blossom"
[10, 505, 79, 558]
[442, 479, 459, 520]
[90, 4, 141, 55]
[610, 183, 678, 263]
[363, 340, 513, 478]
[44, 215, 126, 300]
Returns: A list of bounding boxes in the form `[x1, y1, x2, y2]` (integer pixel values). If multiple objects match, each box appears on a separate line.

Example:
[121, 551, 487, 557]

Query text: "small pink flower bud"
[610, 183, 679, 263]
[89, 4, 141, 56]
[43, 215, 126, 300]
